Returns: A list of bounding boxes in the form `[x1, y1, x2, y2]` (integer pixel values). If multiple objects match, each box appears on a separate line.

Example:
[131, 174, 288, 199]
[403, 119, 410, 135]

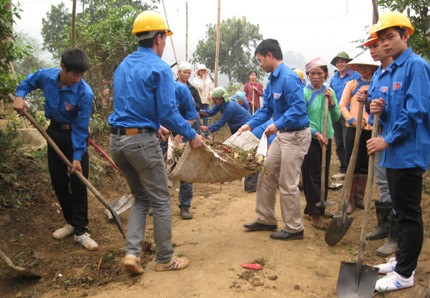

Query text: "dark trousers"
[301, 138, 331, 216]
[201, 103, 210, 136]
[47, 125, 89, 235]
[179, 181, 193, 208]
[333, 118, 347, 173]
[386, 167, 424, 278]
[345, 127, 371, 174]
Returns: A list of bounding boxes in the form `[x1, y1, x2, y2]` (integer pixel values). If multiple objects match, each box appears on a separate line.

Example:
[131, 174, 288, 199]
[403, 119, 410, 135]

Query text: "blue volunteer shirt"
[367, 65, 388, 128]
[330, 69, 360, 104]
[248, 63, 309, 131]
[202, 100, 251, 133]
[108, 46, 196, 140]
[378, 48, 430, 170]
[16, 68, 93, 161]
[175, 82, 198, 122]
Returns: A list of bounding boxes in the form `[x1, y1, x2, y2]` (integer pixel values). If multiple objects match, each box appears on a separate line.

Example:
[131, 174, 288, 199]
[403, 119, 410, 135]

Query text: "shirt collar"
[49, 68, 80, 94]
[269, 63, 284, 80]
[392, 47, 412, 68]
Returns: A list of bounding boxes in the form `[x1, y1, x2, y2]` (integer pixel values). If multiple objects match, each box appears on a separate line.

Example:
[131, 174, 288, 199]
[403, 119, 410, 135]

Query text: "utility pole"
[372, 0, 379, 24]
[185, 1, 189, 61]
[214, 0, 221, 87]
[71, 0, 77, 47]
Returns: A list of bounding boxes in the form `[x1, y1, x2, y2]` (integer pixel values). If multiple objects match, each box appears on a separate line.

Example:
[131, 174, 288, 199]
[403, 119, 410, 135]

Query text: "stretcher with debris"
[169, 131, 267, 184]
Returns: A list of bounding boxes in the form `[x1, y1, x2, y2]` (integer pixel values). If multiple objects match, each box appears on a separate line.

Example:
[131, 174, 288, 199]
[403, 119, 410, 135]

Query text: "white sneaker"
[53, 224, 74, 240]
[374, 257, 397, 274]
[74, 233, 99, 251]
[375, 271, 414, 292]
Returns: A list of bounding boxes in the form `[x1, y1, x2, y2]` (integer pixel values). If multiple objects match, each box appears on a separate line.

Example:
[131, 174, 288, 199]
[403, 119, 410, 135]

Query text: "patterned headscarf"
[211, 86, 230, 102]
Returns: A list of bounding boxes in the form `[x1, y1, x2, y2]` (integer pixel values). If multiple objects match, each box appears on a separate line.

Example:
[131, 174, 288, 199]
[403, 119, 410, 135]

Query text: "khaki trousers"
[255, 129, 311, 233]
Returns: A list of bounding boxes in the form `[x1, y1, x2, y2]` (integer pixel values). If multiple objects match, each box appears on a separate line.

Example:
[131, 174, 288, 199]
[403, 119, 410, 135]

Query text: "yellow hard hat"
[293, 68, 305, 81]
[362, 24, 378, 47]
[132, 10, 173, 37]
[374, 11, 414, 35]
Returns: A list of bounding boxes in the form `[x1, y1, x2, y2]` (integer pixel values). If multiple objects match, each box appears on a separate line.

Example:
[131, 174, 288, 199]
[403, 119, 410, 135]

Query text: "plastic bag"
[255, 133, 268, 164]
[223, 131, 260, 151]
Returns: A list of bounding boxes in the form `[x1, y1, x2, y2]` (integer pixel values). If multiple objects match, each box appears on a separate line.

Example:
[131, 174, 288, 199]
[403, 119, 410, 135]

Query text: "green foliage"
[41, 3, 72, 59]
[14, 32, 53, 75]
[378, 0, 430, 60]
[0, 1, 26, 97]
[192, 17, 264, 84]
[90, 113, 109, 135]
[41, 0, 158, 113]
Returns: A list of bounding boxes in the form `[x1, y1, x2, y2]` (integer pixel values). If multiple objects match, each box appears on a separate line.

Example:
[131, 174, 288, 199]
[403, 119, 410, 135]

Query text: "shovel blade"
[325, 215, 354, 246]
[337, 261, 379, 298]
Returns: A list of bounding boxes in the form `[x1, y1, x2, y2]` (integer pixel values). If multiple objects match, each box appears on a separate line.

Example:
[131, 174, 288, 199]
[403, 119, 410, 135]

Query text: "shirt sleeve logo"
[65, 102, 73, 111]
[393, 82, 402, 91]
[273, 92, 281, 99]
[381, 86, 388, 93]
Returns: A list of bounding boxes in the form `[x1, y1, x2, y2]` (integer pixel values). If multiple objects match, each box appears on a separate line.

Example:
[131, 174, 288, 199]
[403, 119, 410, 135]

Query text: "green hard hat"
[330, 51, 353, 66]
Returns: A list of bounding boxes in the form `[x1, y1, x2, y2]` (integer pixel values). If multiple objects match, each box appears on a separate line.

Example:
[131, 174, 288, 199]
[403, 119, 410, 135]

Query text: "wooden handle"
[320, 96, 329, 205]
[338, 100, 365, 213]
[357, 113, 380, 263]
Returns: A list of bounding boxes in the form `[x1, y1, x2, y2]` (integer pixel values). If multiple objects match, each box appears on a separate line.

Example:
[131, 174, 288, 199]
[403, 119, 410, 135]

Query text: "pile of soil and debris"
[168, 139, 261, 173]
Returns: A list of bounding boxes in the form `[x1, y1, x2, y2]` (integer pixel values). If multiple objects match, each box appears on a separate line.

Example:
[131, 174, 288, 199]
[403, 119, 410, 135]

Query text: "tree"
[41, 0, 157, 112]
[41, 3, 72, 59]
[192, 17, 264, 84]
[0, 0, 26, 97]
[14, 32, 50, 75]
[378, 0, 430, 60]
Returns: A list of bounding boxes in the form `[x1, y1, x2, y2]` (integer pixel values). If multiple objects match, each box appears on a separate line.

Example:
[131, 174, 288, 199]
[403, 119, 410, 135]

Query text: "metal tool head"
[337, 261, 379, 298]
[325, 214, 354, 246]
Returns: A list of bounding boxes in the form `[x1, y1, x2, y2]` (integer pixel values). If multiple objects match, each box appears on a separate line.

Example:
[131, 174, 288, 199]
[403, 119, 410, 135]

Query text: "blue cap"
[230, 91, 246, 101]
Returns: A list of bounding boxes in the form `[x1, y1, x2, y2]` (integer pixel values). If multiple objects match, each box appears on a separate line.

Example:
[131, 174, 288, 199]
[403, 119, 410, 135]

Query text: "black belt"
[50, 121, 71, 130]
[110, 127, 154, 136]
[279, 127, 308, 133]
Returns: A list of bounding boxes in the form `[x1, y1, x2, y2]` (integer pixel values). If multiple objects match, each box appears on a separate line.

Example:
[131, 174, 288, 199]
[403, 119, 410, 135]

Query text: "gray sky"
[15, 0, 383, 75]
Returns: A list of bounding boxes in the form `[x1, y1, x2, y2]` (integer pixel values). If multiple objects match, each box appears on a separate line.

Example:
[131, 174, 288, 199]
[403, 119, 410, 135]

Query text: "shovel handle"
[357, 113, 379, 263]
[320, 94, 329, 206]
[88, 137, 123, 175]
[8, 94, 125, 238]
[338, 100, 365, 215]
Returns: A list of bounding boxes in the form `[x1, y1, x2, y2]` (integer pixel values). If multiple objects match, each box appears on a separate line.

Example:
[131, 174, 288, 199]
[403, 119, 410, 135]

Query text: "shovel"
[337, 114, 380, 297]
[8, 94, 125, 238]
[0, 249, 41, 278]
[325, 100, 365, 246]
[316, 93, 336, 208]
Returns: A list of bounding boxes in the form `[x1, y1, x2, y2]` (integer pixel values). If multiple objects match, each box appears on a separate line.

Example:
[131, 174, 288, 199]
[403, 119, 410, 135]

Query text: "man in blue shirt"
[199, 87, 251, 135]
[108, 11, 203, 275]
[329, 51, 360, 176]
[238, 39, 311, 241]
[171, 81, 198, 220]
[367, 12, 430, 293]
[13, 48, 98, 251]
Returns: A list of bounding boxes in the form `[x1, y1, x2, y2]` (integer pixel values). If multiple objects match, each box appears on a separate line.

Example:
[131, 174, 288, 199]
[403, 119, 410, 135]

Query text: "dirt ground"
[1, 135, 429, 298]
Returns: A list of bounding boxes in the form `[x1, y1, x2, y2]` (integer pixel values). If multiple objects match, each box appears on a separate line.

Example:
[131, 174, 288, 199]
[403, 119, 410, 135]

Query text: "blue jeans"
[110, 131, 173, 263]
[179, 181, 193, 209]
